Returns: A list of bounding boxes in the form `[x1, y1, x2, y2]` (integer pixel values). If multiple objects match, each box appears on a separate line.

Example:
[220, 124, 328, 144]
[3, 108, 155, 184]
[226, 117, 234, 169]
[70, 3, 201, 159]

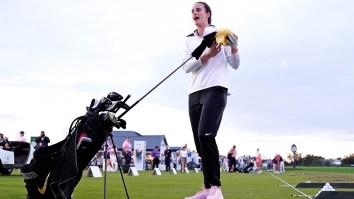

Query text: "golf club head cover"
[191, 31, 217, 60]
[216, 28, 238, 47]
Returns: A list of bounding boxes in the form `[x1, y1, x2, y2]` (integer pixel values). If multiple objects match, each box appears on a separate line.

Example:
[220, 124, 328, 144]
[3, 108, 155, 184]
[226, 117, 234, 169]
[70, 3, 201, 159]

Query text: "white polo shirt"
[182, 26, 240, 94]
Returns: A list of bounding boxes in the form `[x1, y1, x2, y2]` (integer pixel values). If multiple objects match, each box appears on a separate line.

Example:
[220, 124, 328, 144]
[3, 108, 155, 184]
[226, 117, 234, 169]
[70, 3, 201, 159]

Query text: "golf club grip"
[123, 94, 131, 104]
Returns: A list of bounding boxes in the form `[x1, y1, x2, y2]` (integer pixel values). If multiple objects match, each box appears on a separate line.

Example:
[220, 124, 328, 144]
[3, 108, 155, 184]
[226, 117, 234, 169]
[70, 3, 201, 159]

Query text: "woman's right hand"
[200, 41, 221, 64]
[208, 41, 221, 57]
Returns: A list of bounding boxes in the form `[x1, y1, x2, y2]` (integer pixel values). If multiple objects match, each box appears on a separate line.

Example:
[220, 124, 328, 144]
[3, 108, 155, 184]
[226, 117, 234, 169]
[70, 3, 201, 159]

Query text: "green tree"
[341, 153, 354, 166]
[300, 154, 325, 166]
[287, 152, 302, 167]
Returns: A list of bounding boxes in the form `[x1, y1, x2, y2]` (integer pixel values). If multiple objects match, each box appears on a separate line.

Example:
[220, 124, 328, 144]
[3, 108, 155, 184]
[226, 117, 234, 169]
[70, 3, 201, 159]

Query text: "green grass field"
[1, 167, 353, 199]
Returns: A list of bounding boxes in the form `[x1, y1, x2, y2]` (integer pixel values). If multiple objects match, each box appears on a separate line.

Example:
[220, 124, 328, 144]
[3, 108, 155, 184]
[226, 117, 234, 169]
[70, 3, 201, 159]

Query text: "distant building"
[109, 130, 181, 154]
[93, 130, 197, 170]
[331, 160, 341, 166]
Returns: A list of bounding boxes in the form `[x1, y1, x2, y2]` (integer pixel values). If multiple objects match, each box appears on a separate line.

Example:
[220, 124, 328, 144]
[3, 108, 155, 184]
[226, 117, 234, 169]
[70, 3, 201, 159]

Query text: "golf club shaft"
[109, 133, 130, 199]
[103, 138, 108, 199]
[117, 56, 193, 119]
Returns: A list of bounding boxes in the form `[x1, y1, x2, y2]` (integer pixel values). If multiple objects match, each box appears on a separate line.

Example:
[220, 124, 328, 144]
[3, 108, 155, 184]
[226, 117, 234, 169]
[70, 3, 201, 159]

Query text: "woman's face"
[192, 3, 210, 26]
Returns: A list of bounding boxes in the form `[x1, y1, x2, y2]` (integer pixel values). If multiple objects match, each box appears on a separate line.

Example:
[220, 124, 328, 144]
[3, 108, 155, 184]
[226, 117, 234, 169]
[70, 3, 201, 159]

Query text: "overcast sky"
[1, 0, 353, 159]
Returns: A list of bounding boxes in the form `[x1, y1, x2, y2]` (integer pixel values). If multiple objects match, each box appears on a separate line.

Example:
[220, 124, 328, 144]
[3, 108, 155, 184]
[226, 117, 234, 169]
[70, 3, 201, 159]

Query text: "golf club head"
[118, 118, 126, 129]
[100, 97, 112, 108]
[87, 98, 100, 111]
[107, 92, 123, 101]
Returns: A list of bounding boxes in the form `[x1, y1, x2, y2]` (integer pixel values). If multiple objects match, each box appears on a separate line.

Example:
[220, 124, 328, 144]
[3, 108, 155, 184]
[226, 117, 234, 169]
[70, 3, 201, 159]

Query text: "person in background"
[110, 146, 118, 171]
[16, 131, 27, 142]
[180, 145, 188, 173]
[122, 136, 132, 173]
[164, 145, 172, 172]
[273, 153, 281, 173]
[266, 159, 273, 172]
[279, 155, 285, 173]
[0, 133, 6, 148]
[104, 139, 114, 171]
[182, 2, 240, 199]
[256, 148, 263, 173]
[35, 131, 50, 149]
[227, 145, 237, 172]
[220, 155, 229, 172]
[0, 133, 12, 150]
[173, 152, 179, 170]
[151, 146, 160, 169]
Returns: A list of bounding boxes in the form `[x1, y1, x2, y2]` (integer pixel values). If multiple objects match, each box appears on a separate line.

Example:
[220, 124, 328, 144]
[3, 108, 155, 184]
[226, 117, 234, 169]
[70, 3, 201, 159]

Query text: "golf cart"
[0, 141, 35, 175]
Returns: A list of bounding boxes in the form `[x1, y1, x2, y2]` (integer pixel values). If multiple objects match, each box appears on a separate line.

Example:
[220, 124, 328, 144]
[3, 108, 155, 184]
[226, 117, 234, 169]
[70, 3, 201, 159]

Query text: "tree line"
[286, 153, 354, 166]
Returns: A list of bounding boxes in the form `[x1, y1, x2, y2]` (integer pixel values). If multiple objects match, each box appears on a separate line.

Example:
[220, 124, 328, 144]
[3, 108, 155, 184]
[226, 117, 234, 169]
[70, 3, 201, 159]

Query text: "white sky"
[1, 0, 353, 160]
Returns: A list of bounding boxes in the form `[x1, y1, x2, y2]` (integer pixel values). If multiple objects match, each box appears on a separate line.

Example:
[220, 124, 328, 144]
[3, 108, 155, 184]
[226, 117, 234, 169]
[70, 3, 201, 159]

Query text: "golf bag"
[21, 92, 129, 199]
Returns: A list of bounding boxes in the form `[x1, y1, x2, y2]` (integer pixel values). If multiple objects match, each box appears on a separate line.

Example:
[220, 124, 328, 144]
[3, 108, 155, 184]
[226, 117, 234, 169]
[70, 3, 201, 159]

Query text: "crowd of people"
[0, 130, 50, 150]
[220, 146, 286, 175]
[88, 140, 289, 177]
[1, 130, 288, 176]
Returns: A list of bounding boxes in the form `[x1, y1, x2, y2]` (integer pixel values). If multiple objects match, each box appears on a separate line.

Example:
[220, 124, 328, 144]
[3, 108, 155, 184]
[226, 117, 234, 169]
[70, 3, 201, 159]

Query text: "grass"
[1, 166, 353, 199]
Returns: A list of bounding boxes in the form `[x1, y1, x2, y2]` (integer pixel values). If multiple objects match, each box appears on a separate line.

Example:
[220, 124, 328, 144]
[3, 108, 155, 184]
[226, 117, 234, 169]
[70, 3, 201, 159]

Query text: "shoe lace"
[208, 186, 219, 195]
[197, 187, 208, 195]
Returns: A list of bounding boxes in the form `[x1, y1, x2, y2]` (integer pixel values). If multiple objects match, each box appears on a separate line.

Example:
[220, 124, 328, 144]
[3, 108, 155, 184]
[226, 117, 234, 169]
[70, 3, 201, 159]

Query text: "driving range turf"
[1, 166, 353, 199]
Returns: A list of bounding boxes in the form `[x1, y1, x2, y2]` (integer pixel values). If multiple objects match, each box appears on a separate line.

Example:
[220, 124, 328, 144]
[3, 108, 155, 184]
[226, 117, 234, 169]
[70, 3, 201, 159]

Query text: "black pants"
[165, 157, 171, 171]
[228, 157, 236, 171]
[123, 151, 131, 172]
[188, 86, 227, 188]
[152, 157, 160, 169]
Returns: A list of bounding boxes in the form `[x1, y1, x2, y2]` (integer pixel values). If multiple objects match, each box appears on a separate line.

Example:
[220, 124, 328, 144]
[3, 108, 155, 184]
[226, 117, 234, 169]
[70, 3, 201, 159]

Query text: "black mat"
[295, 183, 354, 189]
[315, 191, 354, 199]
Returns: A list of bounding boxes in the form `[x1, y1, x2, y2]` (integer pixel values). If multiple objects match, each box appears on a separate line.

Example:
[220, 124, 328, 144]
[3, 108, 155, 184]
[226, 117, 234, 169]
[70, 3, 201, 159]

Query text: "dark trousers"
[152, 157, 160, 169]
[188, 86, 227, 188]
[165, 157, 171, 171]
[228, 157, 236, 171]
[123, 151, 131, 172]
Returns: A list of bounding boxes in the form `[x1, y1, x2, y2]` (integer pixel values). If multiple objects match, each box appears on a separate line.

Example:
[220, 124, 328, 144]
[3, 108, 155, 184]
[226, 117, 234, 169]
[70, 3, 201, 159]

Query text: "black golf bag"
[21, 93, 129, 199]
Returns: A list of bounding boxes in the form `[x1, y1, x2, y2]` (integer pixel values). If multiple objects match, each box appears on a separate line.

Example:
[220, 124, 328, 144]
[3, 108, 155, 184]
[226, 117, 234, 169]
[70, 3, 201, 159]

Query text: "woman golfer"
[182, 2, 240, 198]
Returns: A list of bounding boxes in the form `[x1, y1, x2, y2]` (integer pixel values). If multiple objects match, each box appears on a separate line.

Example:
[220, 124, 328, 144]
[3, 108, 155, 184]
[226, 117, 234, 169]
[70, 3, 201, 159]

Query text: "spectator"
[243, 158, 255, 173]
[279, 155, 285, 173]
[220, 155, 229, 172]
[110, 146, 118, 171]
[227, 145, 237, 172]
[0, 133, 6, 148]
[103, 140, 114, 171]
[256, 148, 263, 173]
[164, 145, 172, 172]
[0, 133, 12, 150]
[273, 153, 281, 173]
[3, 143, 13, 151]
[180, 145, 188, 173]
[266, 159, 273, 172]
[173, 152, 179, 170]
[151, 146, 160, 169]
[122, 136, 132, 173]
[35, 131, 50, 149]
[16, 131, 27, 142]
